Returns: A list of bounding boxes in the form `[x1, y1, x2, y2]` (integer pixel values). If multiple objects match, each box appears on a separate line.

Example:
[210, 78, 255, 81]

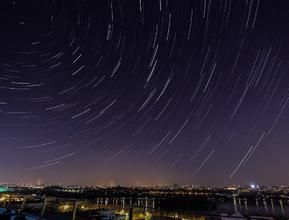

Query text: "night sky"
[0, 0, 289, 186]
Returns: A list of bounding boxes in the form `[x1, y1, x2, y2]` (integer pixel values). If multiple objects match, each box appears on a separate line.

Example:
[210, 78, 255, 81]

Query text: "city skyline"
[0, 0, 289, 186]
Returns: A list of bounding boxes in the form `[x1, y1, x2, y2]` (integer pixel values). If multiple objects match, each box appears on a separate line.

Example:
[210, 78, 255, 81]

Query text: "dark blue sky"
[0, 0, 289, 186]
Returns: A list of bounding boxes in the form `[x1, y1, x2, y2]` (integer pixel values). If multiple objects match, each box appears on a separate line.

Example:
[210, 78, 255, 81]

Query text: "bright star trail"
[0, 0, 289, 186]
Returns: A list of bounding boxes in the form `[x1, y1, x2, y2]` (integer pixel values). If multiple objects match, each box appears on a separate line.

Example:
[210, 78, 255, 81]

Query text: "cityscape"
[1, 0, 289, 219]
[1, 183, 289, 219]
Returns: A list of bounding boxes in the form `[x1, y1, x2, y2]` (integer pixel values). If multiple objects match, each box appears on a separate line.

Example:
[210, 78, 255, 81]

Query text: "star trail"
[0, 0, 289, 186]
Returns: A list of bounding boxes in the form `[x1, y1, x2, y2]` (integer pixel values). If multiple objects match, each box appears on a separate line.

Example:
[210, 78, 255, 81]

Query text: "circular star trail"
[0, 0, 289, 186]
